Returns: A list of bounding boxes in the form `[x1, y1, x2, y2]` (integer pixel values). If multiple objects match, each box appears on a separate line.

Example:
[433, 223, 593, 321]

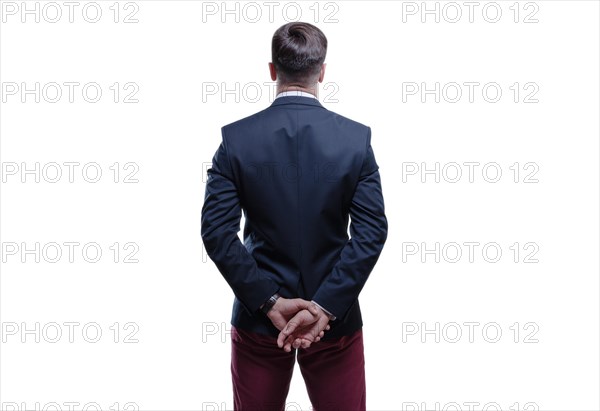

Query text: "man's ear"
[318, 63, 326, 83]
[269, 62, 277, 81]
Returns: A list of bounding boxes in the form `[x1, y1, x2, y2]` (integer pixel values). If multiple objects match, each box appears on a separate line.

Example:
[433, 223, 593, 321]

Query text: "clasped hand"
[266, 297, 331, 352]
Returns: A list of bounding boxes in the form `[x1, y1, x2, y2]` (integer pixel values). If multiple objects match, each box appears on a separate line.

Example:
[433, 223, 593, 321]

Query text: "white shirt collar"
[275, 90, 318, 100]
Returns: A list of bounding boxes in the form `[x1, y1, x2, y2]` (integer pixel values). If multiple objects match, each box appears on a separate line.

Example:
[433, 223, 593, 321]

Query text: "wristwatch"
[260, 293, 280, 315]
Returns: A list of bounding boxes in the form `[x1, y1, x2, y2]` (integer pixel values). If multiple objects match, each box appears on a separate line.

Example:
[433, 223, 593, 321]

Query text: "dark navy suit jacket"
[201, 95, 388, 340]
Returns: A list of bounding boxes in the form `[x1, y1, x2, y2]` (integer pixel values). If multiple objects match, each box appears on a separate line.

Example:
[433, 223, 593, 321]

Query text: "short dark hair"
[271, 22, 327, 87]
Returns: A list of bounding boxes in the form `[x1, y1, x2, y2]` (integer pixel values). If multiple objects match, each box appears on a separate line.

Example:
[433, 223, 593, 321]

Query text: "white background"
[0, 1, 598, 410]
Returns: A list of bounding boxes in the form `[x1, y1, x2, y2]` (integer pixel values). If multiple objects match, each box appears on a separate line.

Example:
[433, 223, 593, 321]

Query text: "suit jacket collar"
[270, 95, 325, 109]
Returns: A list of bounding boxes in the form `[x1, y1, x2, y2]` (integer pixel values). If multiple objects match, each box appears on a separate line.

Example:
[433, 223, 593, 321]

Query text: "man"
[201, 22, 388, 411]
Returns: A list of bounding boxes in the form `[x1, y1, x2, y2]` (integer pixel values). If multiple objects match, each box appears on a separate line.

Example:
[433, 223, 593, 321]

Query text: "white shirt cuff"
[311, 300, 336, 321]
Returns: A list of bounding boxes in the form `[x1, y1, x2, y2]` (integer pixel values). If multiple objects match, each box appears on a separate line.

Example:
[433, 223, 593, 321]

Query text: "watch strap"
[261, 293, 280, 314]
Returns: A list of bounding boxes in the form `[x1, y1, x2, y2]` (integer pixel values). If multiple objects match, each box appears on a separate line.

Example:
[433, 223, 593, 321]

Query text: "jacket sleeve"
[201, 133, 280, 315]
[311, 127, 388, 321]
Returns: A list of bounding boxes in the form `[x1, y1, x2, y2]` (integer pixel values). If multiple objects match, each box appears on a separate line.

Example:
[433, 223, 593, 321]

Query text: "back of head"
[271, 22, 328, 88]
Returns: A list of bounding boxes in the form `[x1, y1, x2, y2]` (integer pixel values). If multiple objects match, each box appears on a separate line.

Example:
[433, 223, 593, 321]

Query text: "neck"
[276, 84, 318, 98]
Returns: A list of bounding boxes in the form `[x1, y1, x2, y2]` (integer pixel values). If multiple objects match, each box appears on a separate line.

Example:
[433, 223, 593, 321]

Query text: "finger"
[290, 334, 316, 350]
[278, 322, 297, 348]
[293, 299, 319, 316]
[281, 319, 299, 338]
[307, 302, 319, 316]
[277, 324, 295, 348]
[291, 298, 312, 310]
[278, 322, 300, 348]
[277, 332, 286, 348]
[283, 334, 295, 348]
[284, 331, 304, 350]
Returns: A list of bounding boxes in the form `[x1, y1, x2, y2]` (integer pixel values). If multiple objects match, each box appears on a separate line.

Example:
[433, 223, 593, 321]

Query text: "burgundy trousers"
[231, 326, 366, 411]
